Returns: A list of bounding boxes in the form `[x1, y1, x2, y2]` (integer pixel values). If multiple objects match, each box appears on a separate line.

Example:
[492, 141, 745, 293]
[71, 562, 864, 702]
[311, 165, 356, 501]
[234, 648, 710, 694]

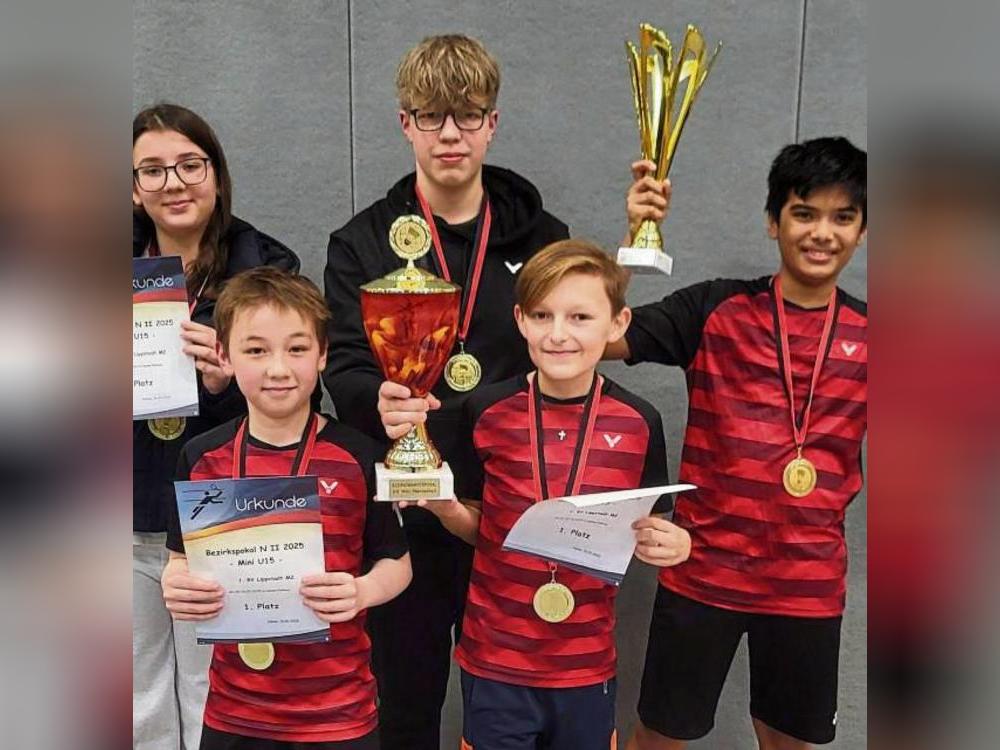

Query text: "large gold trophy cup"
[361, 215, 460, 501]
[617, 23, 721, 275]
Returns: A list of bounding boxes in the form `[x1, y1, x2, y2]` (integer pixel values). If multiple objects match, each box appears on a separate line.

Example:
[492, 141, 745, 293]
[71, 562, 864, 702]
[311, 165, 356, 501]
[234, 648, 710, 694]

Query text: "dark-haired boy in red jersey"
[405, 240, 691, 750]
[160, 267, 412, 750]
[616, 136, 868, 750]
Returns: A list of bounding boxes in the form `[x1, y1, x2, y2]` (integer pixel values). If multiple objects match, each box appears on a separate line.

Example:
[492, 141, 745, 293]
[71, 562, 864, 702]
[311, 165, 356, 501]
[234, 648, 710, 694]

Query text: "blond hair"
[516, 240, 631, 315]
[214, 267, 330, 353]
[396, 34, 500, 110]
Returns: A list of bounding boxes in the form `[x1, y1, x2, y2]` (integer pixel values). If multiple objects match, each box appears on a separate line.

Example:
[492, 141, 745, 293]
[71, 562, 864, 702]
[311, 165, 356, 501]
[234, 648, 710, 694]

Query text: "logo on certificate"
[184, 484, 225, 520]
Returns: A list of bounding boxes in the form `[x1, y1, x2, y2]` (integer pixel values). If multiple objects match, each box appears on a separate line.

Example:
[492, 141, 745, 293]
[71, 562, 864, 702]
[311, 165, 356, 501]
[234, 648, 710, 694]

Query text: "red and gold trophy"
[361, 215, 460, 501]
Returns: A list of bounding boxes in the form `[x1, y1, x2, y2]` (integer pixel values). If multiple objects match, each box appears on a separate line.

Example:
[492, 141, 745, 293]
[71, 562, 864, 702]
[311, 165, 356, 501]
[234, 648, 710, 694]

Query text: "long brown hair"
[132, 103, 233, 297]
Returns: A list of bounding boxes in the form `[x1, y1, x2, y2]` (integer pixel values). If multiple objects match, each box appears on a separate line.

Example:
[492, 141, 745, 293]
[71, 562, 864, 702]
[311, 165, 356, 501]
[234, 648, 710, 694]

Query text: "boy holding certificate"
[408, 241, 692, 750]
[616, 137, 867, 750]
[162, 267, 412, 750]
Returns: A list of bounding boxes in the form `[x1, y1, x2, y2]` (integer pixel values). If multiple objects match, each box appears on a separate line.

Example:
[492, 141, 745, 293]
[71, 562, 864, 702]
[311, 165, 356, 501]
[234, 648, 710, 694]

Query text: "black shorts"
[637, 586, 842, 745]
[200, 726, 379, 750]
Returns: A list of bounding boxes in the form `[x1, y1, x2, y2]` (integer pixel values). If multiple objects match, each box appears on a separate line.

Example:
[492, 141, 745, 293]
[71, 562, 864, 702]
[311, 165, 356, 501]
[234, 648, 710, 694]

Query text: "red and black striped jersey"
[453, 374, 669, 688]
[165, 415, 406, 743]
[626, 277, 867, 618]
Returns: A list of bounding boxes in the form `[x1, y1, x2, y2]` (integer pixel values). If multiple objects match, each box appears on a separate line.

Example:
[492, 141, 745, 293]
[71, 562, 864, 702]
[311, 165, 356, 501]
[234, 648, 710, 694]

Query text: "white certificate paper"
[133, 256, 199, 420]
[175, 475, 330, 644]
[502, 484, 696, 585]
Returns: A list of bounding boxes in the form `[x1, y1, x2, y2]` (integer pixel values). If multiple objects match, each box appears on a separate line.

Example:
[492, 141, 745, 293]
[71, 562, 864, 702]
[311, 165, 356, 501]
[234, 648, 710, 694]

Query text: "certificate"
[502, 484, 696, 585]
[174, 475, 330, 644]
[133, 256, 199, 420]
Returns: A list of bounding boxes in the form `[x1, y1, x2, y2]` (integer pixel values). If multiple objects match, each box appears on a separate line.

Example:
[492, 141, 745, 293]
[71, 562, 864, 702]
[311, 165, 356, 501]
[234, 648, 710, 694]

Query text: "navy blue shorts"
[460, 669, 617, 750]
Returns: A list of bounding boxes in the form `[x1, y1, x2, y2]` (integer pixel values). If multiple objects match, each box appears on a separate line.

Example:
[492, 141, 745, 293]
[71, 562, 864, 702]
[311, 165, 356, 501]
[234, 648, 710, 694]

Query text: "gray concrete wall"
[134, 1, 866, 747]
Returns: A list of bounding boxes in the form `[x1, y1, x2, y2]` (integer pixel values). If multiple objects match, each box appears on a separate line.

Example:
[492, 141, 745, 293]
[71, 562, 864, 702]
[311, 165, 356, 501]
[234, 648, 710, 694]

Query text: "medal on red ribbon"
[526, 374, 603, 621]
[773, 276, 838, 498]
[414, 185, 492, 392]
[230, 413, 319, 669]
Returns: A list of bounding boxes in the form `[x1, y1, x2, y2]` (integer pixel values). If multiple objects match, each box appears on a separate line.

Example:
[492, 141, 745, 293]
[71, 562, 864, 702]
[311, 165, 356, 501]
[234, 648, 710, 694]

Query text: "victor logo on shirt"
[504, 261, 523, 274]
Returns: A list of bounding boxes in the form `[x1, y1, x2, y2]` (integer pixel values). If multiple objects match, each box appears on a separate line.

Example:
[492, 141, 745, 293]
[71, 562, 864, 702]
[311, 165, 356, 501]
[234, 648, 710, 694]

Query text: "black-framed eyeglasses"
[133, 157, 212, 192]
[408, 107, 491, 132]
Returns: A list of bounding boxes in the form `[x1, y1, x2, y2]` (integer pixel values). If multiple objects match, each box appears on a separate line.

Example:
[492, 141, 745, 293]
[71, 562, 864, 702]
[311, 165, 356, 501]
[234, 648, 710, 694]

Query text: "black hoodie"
[323, 166, 569, 487]
[133, 214, 301, 532]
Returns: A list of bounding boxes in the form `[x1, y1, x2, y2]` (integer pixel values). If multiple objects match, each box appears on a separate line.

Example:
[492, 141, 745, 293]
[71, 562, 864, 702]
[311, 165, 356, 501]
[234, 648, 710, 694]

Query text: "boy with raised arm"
[617, 137, 868, 750]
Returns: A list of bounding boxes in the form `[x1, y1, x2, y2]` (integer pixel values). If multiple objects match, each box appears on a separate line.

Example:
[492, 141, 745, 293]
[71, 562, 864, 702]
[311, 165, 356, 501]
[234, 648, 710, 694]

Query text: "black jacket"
[323, 166, 569, 472]
[132, 215, 300, 532]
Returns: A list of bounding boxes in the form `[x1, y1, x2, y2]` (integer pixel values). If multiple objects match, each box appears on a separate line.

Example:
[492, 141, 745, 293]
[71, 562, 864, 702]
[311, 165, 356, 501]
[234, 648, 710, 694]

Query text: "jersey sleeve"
[625, 280, 717, 369]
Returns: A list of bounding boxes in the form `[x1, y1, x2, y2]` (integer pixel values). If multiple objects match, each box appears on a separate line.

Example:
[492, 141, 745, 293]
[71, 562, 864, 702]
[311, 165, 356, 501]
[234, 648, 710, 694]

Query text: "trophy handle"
[650, 35, 672, 167]
[625, 42, 646, 158]
[656, 25, 722, 183]
[695, 41, 724, 93]
[639, 24, 671, 165]
[637, 30, 652, 160]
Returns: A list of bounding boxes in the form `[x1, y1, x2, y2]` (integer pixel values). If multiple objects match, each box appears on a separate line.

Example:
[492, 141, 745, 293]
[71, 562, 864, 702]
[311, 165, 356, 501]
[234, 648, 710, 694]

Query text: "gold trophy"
[361, 215, 461, 501]
[617, 23, 721, 275]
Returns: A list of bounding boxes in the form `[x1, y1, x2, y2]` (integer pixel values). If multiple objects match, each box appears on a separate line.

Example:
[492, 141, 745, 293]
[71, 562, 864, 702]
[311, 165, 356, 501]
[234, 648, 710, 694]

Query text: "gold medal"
[782, 453, 817, 497]
[533, 581, 575, 623]
[389, 215, 432, 260]
[444, 351, 482, 392]
[238, 642, 275, 671]
[148, 416, 186, 441]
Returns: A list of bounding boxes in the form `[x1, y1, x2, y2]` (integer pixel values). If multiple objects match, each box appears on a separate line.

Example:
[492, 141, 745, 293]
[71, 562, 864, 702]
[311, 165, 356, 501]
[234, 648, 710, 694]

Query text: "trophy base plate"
[375, 462, 454, 502]
[617, 247, 674, 276]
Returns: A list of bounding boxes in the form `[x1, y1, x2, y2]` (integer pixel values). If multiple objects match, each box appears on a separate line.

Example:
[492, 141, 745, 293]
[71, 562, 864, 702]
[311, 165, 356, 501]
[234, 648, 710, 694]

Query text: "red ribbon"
[414, 184, 492, 345]
[773, 275, 838, 454]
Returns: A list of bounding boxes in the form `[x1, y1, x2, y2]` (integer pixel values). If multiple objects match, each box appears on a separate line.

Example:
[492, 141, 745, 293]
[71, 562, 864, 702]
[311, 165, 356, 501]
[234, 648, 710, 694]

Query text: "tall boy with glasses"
[322, 35, 570, 750]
